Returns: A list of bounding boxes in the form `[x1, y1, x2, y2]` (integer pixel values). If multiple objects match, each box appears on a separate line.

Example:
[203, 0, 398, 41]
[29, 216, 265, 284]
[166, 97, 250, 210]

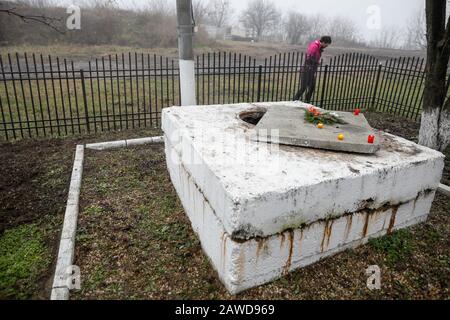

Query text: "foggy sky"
[121, 0, 425, 42]
[227, 0, 424, 41]
[231, 0, 425, 39]
[67, 0, 426, 43]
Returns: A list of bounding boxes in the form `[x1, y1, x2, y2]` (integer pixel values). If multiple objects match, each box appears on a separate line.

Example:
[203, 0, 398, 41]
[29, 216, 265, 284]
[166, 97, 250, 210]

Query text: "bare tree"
[0, 1, 63, 33]
[76, 0, 118, 9]
[239, 0, 280, 40]
[17, 0, 56, 8]
[206, 0, 232, 28]
[418, 0, 450, 151]
[325, 16, 359, 44]
[371, 27, 402, 49]
[193, 0, 208, 25]
[306, 14, 327, 41]
[405, 9, 427, 50]
[284, 12, 310, 45]
[143, 0, 175, 16]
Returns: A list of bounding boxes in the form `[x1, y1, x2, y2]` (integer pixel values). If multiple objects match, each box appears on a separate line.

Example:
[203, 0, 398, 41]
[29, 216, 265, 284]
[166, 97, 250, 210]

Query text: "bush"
[0, 1, 211, 48]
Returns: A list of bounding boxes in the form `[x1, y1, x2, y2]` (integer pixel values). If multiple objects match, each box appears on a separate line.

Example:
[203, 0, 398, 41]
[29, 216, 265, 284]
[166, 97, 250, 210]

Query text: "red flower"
[308, 106, 321, 117]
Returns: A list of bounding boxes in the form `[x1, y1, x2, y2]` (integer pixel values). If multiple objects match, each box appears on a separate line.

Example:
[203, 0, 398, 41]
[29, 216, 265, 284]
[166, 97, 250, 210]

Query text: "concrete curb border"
[438, 183, 450, 197]
[85, 136, 164, 150]
[50, 136, 164, 300]
[51, 145, 84, 300]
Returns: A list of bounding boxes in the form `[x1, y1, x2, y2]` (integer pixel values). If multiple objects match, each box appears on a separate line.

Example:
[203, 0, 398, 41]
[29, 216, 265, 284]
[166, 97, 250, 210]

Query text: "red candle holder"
[368, 135, 375, 144]
[354, 108, 361, 116]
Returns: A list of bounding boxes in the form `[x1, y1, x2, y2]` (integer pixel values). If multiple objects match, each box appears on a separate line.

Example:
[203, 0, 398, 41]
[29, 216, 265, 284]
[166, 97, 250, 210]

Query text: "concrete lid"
[251, 105, 380, 154]
[162, 101, 445, 239]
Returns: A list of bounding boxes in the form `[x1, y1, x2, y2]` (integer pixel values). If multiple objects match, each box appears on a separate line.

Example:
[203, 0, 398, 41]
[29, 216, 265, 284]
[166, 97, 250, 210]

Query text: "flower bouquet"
[304, 106, 347, 125]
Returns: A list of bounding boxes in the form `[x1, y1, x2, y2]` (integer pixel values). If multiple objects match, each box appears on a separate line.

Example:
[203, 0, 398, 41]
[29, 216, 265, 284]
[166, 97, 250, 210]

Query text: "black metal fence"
[0, 51, 436, 141]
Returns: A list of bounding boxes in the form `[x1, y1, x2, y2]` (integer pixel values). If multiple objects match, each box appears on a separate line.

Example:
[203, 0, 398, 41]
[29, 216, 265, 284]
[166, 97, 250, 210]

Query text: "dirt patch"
[0, 128, 161, 233]
[0, 127, 162, 299]
[365, 111, 449, 185]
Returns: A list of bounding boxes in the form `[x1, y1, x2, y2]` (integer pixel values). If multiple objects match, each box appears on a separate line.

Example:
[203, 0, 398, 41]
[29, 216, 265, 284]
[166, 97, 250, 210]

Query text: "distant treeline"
[0, 0, 425, 50]
[0, 0, 213, 48]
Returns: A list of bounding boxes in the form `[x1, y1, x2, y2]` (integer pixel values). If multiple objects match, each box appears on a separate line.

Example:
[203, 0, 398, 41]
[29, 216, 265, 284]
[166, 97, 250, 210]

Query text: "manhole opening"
[239, 108, 267, 125]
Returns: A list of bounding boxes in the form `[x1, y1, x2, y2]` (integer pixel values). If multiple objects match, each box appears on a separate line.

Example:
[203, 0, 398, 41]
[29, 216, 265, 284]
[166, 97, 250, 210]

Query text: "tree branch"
[0, 6, 65, 34]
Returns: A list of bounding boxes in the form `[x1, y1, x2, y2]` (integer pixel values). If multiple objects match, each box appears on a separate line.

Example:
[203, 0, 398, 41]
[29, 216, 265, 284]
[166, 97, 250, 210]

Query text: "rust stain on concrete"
[387, 206, 399, 234]
[344, 215, 353, 241]
[283, 230, 295, 275]
[298, 230, 304, 257]
[320, 220, 334, 252]
[280, 232, 286, 249]
[237, 247, 246, 283]
[256, 238, 267, 263]
[362, 212, 370, 238]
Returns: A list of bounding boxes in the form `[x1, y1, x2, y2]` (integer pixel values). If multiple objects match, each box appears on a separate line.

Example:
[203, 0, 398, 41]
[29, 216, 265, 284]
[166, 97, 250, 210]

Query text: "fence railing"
[0, 51, 438, 141]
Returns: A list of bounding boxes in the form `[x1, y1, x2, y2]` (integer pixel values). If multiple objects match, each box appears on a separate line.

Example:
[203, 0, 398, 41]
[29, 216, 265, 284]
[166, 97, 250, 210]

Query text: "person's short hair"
[320, 36, 332, 44]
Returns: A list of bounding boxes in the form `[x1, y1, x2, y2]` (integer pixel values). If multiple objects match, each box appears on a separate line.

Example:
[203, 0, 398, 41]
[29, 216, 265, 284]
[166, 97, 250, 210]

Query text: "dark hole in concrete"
[239, 108, 267, 126]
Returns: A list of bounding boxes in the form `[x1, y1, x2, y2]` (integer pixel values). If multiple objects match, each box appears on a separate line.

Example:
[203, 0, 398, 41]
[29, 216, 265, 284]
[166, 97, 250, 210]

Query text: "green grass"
[0, 77, 172, 139]
[82, 264, 108, 293]
[369, 229, 414, 267]
[84, 204, 107, 217]
[0, 223, 51, 299]
[0, 45, 179, 61]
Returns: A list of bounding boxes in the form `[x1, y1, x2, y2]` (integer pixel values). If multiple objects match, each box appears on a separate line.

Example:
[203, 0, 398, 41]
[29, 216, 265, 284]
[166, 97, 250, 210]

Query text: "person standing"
[294, 36, 332, 102]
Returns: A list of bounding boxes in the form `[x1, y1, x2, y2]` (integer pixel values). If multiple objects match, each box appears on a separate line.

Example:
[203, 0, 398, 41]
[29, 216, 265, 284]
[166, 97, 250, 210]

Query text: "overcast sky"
[227, 0, 424, 41]
[116, 0, 425, 42]
[68, 0, 425, 43]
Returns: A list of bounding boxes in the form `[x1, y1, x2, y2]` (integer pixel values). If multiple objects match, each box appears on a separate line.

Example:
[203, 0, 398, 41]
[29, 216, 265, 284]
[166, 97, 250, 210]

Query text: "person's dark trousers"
[293, 62, 317, 102]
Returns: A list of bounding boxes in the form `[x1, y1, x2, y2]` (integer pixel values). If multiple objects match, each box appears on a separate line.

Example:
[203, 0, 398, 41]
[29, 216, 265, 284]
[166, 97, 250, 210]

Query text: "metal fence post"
[257, 65, 263, 102]
[1, 51, 434, 141]
[320, 65, 328, 108]
[80, 69, 90, 133]
[371, 63, 383, 111]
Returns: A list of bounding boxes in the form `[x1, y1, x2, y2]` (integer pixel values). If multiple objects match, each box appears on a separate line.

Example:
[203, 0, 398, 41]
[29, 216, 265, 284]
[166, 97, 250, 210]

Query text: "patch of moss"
[369, 229, 414, 267]
[0, 223, 50, 299]
[84, 204, 107, 217]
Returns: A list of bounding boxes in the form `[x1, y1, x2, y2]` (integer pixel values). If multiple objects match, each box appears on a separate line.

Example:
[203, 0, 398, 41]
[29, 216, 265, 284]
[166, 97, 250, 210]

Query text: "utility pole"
[176, 0, 196, 106]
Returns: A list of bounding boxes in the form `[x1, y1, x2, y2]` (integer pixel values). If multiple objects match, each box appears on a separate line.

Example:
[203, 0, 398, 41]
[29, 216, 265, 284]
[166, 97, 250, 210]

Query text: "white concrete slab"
[162, 102, 445, 241]
[165, 137, 435, 294]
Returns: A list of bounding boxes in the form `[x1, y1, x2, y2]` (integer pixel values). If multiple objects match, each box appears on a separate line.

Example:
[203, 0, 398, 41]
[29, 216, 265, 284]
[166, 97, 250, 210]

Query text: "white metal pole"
[176, 0, 197, 106]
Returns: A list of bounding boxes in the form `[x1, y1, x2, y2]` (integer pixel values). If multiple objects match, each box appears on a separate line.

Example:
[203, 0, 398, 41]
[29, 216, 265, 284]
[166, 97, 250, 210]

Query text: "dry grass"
[0, 41, 426, 64]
